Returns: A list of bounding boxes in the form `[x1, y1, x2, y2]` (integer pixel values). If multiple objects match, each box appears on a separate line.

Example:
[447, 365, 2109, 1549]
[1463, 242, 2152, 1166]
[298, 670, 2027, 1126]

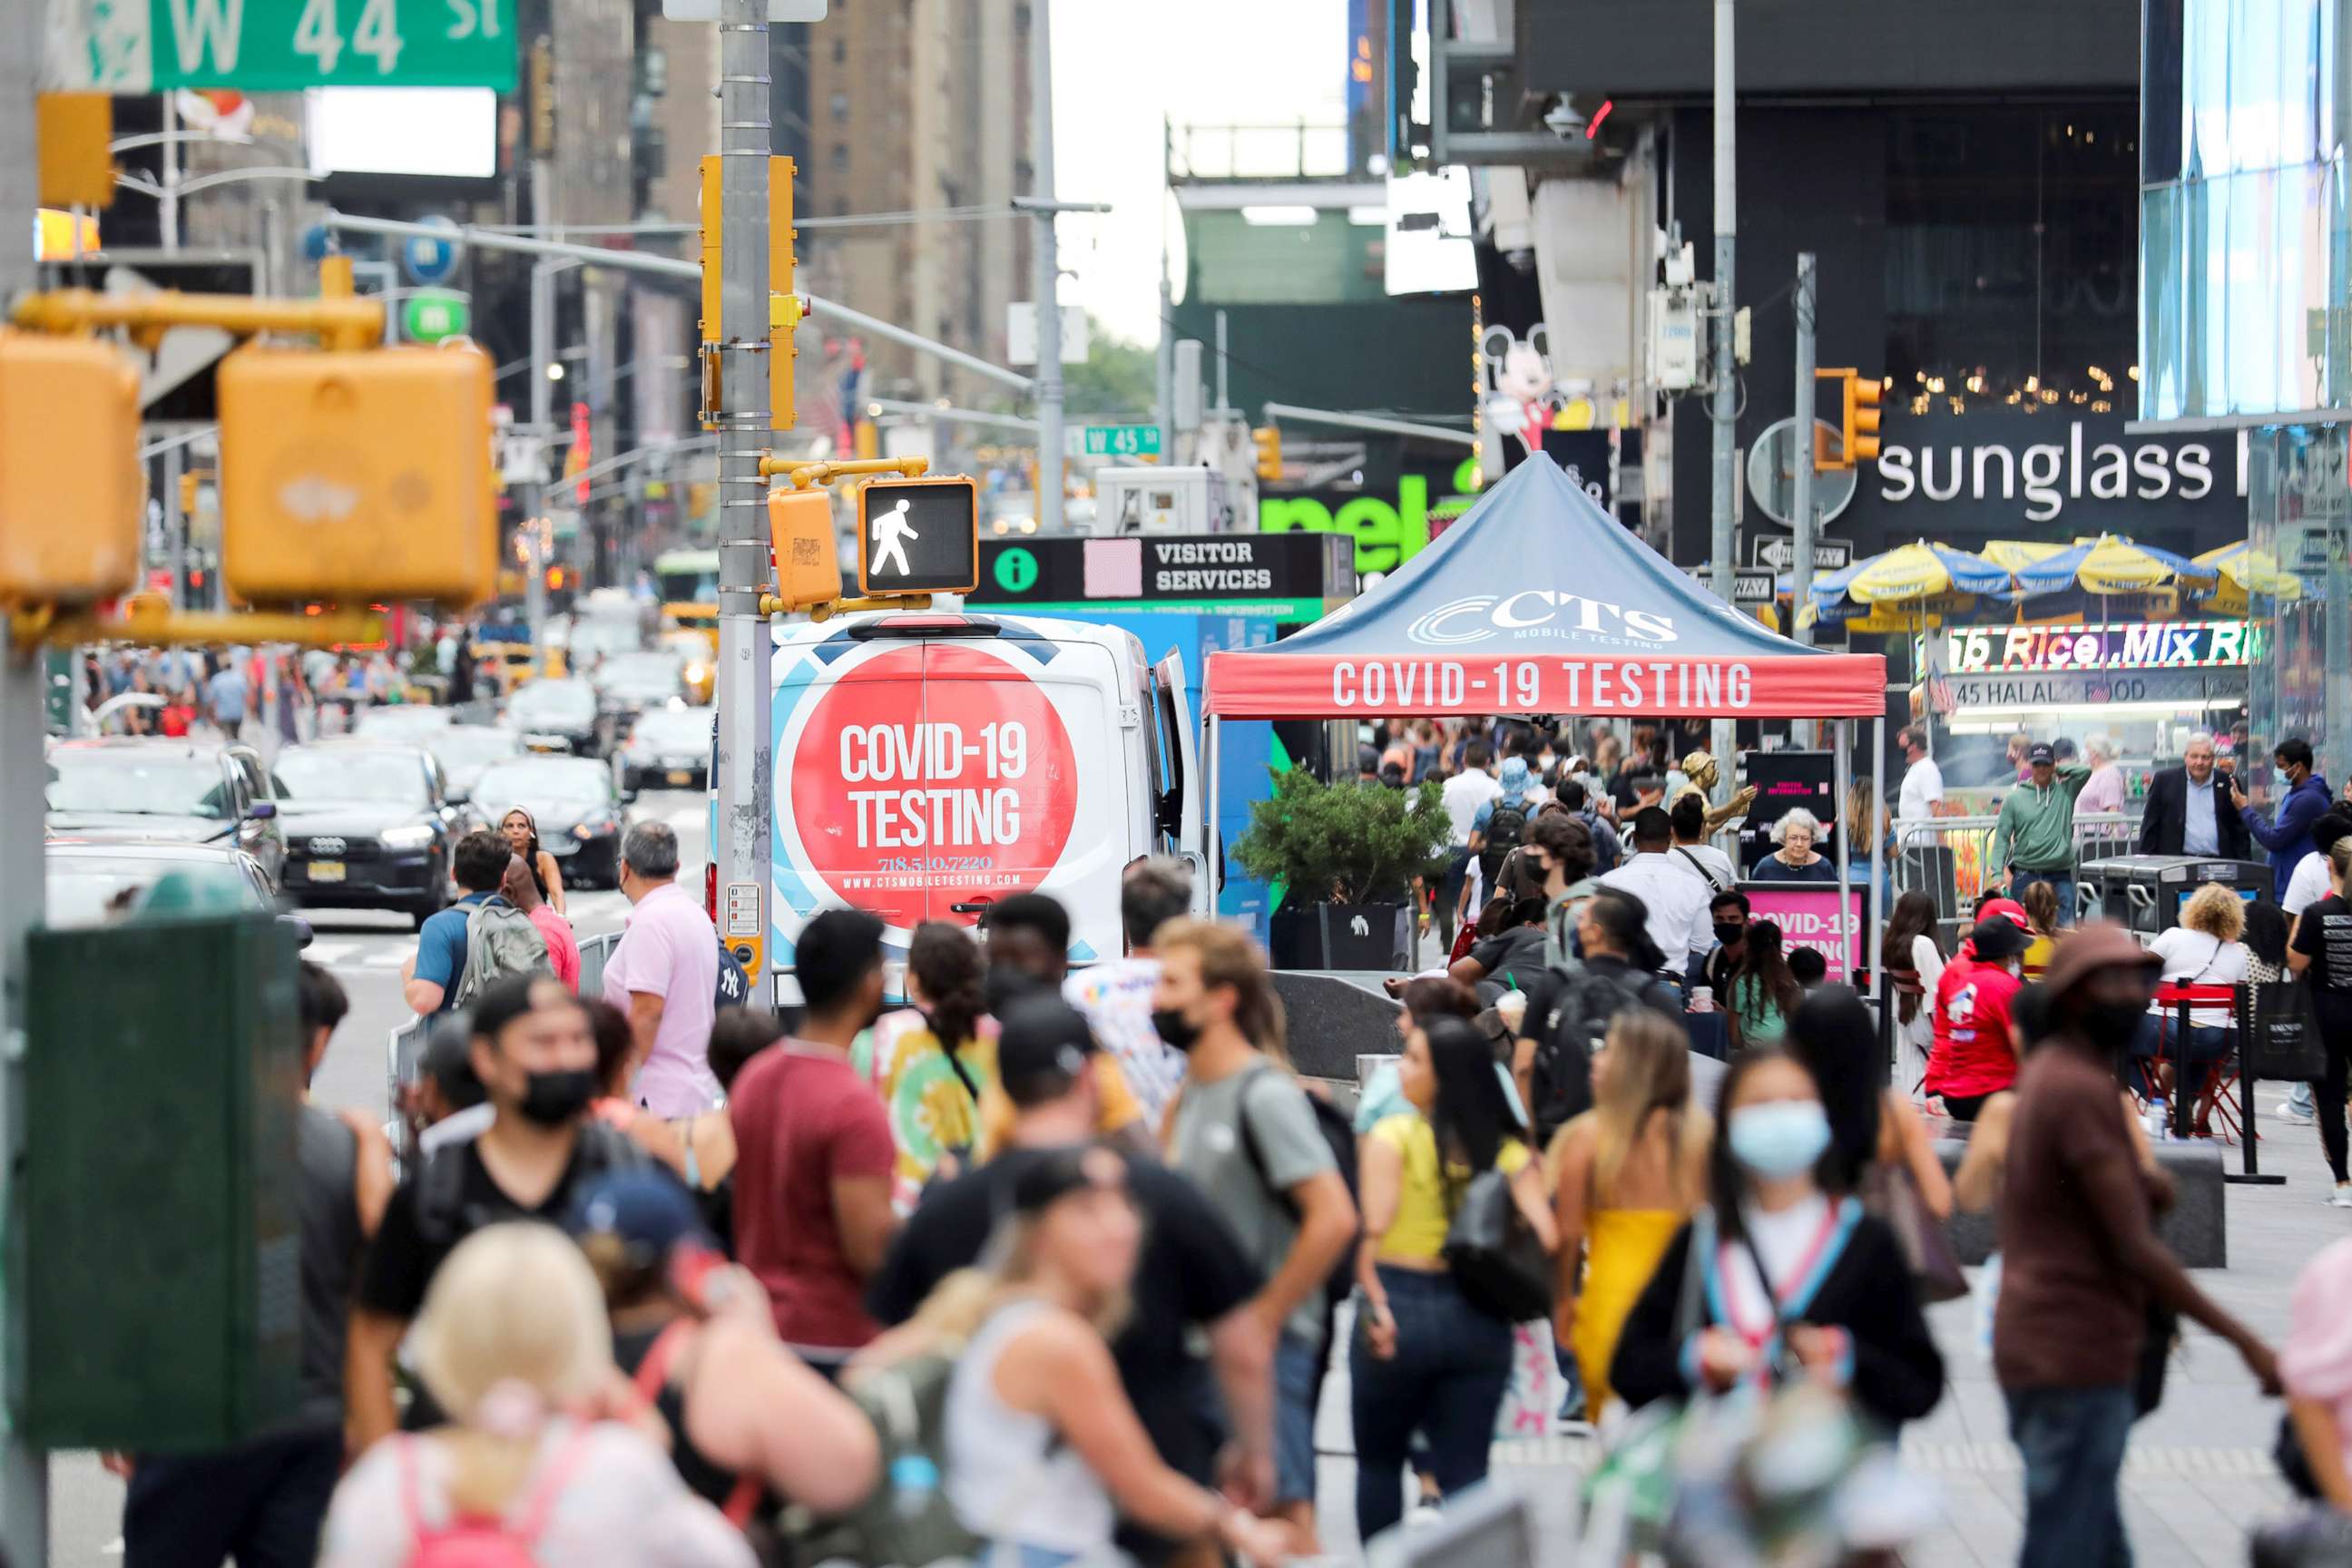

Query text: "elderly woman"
[1754, 808, 1839, 882]
[2078, 734, 2129, 815]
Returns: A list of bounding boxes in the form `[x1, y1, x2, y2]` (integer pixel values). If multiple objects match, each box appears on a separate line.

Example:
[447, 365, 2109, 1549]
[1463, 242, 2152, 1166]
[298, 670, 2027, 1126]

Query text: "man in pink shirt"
[602, 822, 721, 1115]
[502, 855, 580, 992]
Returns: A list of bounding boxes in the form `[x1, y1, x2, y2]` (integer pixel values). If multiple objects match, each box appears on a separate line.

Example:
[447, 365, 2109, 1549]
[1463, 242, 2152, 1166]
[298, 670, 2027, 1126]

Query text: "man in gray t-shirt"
[1155, 922, 1356, 1544]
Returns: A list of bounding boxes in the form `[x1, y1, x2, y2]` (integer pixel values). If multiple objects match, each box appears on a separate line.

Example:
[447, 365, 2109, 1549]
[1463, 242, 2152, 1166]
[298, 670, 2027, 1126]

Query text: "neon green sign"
[1258, 457, 1481, 573]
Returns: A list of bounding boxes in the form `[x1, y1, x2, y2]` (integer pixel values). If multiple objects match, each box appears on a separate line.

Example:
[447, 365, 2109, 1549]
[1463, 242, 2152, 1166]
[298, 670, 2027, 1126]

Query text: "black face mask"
[2073, 1001, 2147, 1055]
[516, 1067, 598, 1127]
[1152, 1005, 1203, 1053]
[1712, 922, 1747, 947]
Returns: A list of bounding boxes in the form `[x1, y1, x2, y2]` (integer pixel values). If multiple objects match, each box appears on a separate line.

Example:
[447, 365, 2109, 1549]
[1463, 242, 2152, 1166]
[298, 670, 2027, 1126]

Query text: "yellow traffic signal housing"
[768, 486, 843, 611]
[0, 330, 141, 603]
[218, 341, 496, 610]
[37, 95, 113, 209]
[1252, 426, 1281, 483]
[1844, 372, 1884, 466]
[700, 154, 799, 431]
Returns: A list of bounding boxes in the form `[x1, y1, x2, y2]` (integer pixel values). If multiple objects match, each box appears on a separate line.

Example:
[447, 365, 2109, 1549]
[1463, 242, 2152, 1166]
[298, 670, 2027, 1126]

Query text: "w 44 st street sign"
[44, 0, 517, 93]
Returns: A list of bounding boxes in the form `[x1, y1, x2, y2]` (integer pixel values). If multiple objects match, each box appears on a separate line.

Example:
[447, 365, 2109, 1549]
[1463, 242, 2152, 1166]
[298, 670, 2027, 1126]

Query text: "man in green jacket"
[1991, 741, 2092, 926]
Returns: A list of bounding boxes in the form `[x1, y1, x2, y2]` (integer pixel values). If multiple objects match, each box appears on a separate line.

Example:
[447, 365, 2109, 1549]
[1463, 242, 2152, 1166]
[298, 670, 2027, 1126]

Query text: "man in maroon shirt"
[1996, 923, 2278, 1568]
[728, 908, 898, 1374]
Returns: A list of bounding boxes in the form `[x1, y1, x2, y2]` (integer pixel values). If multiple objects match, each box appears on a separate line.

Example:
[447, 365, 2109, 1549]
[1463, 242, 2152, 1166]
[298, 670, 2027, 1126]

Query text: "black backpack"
[1480, 798, 1533, 887]
[1529, 963, 1677, 1142]
[1237, 1066, 1360, 1305]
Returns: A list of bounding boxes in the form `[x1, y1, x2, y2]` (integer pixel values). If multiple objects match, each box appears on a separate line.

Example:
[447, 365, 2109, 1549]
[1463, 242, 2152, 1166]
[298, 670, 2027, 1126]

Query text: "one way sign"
[856, 476, 980, 596]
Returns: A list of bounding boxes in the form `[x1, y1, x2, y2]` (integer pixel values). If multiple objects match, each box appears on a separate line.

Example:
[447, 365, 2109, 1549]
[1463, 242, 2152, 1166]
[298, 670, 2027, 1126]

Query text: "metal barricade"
[1891, 811, 2138, 929]
[577, 930, 623, 997]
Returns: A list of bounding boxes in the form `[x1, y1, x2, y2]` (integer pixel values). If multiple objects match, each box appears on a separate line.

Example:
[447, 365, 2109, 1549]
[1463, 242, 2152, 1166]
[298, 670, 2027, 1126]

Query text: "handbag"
[2252, 1506, 2352, 1568]
[1443, 1166, 1554, 1323]
[1859, 1164, 1969, 1305]
[2247, 980, 2330, 1083]
[2134, 1298, 2179, 1418]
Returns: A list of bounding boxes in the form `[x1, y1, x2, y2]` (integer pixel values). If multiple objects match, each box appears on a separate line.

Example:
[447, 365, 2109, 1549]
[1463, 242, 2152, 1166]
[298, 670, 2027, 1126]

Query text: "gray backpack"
[451, 897, 553, 1008]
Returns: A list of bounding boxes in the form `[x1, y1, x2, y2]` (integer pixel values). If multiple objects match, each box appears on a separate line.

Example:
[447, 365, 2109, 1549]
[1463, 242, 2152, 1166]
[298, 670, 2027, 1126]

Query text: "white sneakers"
[2330, 1182, 2352, 1209]
[2280, 1100, 2318, 1126]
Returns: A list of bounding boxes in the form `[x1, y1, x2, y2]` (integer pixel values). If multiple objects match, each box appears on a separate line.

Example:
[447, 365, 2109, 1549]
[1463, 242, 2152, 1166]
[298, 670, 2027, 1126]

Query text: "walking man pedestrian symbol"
[871, 499, 917, 576]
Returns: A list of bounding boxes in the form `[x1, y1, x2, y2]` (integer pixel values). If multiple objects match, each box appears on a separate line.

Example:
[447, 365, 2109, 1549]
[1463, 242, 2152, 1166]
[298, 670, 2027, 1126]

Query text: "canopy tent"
[1202, 456, 1887, 720]
[1200, 456, 1891, 982]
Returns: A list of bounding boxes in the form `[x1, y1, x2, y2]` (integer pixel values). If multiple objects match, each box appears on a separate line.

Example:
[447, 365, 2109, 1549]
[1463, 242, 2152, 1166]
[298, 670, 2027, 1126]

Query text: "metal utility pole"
[1706, 0, 1739, 798]
[524, 250, 557, 650]
[1790, 251, 1816, 648]
[713, 0, 774, 978]
[1030, 0, 1063, 533]
[0, 0, 48, 1560]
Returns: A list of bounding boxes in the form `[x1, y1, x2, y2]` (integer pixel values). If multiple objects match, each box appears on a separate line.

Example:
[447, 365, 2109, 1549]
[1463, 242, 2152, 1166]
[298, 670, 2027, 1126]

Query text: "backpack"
[1237, 1065, 1360, 1307]
[395, 1424, 598, 1568]
[778, 1351, 980, 1568]
[414, 1121, 653, 1250]
[450, 897, 553, 1010]
[1530, 963, 1676, 1141]
[1581, 810, 1621, 874]
[713, 938, 752, 1014]
[1480, 798, 1532, 887]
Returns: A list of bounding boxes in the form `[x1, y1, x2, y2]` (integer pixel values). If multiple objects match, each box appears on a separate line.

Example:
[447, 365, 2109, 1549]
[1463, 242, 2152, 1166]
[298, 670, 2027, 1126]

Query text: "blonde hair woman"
[319, 1224, 755, 1568]
[2136, 881, 2253, 1113]
[1549, 1011, 1711, 1417]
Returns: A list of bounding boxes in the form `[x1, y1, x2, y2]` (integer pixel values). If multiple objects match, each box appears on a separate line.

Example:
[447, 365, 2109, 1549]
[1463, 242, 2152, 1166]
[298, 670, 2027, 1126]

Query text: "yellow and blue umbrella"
[1797, 540, 2009, 629]
[2190, 540, 2302, 614]
[1987, 534, 2218, 597]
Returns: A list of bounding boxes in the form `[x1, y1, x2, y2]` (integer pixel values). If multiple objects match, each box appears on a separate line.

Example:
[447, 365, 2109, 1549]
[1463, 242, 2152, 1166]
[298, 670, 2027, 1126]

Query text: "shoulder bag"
[1442, 1161, 1553, 1324]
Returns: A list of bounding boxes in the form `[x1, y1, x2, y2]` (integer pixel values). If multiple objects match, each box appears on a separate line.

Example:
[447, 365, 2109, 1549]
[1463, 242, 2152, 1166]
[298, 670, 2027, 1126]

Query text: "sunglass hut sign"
[1867, 411, 2246, 524]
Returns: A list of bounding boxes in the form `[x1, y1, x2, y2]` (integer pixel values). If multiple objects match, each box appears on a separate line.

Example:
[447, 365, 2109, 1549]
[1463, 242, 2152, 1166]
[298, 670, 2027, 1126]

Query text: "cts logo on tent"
[1406, 591, 1679, 649]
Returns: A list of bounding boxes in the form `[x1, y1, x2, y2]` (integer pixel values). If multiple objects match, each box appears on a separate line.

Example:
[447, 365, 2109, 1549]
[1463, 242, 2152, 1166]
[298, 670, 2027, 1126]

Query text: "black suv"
[273, 741, 478, 926]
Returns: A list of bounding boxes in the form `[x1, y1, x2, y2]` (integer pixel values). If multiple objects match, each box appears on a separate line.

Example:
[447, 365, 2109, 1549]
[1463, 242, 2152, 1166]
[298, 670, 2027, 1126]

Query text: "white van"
[754, 608, 1203, 971]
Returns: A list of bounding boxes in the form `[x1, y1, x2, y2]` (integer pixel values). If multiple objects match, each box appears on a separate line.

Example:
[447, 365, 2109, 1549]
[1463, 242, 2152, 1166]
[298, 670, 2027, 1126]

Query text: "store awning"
[1201, 456, 1886, 720]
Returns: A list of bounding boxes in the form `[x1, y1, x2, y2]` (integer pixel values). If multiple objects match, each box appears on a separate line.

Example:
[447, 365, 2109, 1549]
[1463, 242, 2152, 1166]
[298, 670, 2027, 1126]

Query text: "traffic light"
[1813, 368, 1883, 471]
[768, 486, 843, 611]
[217, 341, 497, 610]
[701, 154, 799, 431]
[0, 329, 142, 603]
[1252, 426, 1281, 483]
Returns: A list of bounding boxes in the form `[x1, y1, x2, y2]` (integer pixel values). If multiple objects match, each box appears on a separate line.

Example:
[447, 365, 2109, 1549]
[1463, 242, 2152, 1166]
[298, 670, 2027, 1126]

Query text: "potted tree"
[1232, 765, 1455, 971]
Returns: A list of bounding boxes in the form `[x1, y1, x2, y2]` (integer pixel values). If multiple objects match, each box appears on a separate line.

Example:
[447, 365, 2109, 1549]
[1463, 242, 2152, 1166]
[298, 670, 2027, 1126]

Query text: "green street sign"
[993, 546, 1039, 593]
[402, 290, 470, 343]
[1081, 424, 1161, 458]
[44, 0, 518, 93]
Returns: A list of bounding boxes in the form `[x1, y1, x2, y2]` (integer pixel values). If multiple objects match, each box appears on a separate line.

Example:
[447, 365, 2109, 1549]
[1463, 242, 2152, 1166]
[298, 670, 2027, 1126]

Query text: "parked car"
[423, 723, 524, 805]
[504, 677, 606, 757]
[273, 741, 474, 926]
[471, 755, 630, 890]
[617, 706, 713, 794]
[44, 738, 287, 888]
[44, 839, 311, 946]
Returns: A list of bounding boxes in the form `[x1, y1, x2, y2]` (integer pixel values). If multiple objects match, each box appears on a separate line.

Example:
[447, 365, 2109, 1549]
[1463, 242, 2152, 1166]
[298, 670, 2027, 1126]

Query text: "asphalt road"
[45, 789, 713, 1567]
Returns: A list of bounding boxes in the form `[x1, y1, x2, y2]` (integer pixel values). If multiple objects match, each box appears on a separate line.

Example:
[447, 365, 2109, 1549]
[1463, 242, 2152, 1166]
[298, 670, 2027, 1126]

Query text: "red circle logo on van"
[790, 643, 1078, 929]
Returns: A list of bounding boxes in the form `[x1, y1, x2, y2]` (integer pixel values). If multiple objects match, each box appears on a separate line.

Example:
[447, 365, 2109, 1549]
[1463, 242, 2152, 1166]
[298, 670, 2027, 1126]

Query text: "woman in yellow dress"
[1549, 1009, 1712, 1418]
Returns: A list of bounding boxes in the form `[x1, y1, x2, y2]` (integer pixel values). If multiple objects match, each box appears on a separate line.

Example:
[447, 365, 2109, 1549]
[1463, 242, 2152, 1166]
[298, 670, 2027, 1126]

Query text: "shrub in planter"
[1232, 766, 1454, 970]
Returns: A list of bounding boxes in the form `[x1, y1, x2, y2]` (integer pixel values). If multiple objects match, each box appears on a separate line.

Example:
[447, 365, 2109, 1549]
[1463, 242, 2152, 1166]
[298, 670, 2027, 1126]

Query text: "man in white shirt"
[1666, 794, 1736, 892]
[1896, 725, 1945, 825]
[1598, 806, 1711, 978]
[2283, 812, 2352, 917]
[1436, 740, 1502, 946]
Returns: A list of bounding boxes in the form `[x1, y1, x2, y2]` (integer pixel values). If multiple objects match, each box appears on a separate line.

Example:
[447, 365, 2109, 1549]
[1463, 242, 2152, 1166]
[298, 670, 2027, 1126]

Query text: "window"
[830, 92, 849, 121]
[830, 142, 849, 174]
[831, 37, 845, 64]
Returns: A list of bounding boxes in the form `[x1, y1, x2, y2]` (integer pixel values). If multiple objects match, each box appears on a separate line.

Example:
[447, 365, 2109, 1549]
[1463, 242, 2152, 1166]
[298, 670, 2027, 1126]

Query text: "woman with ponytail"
[319, 1222, 754, 1568]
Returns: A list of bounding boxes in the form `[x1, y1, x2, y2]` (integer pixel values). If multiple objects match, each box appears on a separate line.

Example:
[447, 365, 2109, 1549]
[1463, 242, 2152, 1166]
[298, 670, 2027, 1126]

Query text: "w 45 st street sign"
[44, 0, 516, 93]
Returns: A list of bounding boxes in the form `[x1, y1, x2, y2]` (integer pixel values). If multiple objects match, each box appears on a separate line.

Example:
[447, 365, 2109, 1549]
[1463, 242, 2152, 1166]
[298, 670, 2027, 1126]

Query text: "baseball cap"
[1967, 916, 2032, 964]
[566, 1168, 715, 1264]
[995, 995, 1100, 1105]
[2026, 742, 2056, 765]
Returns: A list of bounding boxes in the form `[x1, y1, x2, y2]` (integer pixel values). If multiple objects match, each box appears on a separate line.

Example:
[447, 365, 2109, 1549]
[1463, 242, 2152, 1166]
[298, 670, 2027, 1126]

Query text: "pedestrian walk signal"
[856, 475, 979, 596]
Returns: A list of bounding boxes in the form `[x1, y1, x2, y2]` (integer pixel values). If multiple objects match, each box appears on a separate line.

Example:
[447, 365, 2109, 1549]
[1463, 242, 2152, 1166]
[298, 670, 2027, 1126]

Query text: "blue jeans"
[2013, 869, 2077, 927]
[1274, 1331, 1323, 1507]
[1349, 1268, 1513, 1545]
[2006, 1385, 2137, 1568]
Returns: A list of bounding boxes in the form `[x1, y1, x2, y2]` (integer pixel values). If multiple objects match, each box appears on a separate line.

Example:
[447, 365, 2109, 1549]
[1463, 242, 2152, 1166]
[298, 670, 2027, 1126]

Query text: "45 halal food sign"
[776, 642, 1085, 933]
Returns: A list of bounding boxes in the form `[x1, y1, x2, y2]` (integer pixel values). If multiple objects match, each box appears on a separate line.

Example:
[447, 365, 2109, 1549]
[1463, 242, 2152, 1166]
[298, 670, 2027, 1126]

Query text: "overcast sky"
[1050, 0, 1350, 348]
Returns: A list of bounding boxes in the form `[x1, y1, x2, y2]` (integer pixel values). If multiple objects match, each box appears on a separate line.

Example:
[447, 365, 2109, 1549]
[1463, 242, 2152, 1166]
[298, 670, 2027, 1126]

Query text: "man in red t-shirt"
[728, 907, 897, 1371]
[1928, 915, 2031, 1122]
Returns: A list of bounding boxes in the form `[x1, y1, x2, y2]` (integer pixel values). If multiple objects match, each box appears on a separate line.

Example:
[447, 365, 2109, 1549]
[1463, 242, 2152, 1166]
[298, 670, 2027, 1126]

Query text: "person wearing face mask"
[348, 975, 654, 1452]
[1610, 1047, 1945, 1434]
[727, 908, 899, 1378]
[1995, 924, 2279, 1568]
[1926, 915, 2034, 1122]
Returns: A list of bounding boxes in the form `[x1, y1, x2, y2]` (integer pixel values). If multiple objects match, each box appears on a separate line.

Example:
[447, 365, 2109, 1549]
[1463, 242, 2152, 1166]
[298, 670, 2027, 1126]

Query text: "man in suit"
[2139, 731, 2252, 858]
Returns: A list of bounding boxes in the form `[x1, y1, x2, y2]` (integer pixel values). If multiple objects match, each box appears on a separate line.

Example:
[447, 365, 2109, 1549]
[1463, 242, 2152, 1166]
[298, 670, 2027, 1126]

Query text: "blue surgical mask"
[1727, 1102, 1832, 1180]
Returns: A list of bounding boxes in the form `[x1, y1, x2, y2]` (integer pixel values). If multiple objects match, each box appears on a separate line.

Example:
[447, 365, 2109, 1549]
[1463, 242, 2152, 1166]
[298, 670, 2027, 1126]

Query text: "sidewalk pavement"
[1310, 1095, 2337, 1564]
